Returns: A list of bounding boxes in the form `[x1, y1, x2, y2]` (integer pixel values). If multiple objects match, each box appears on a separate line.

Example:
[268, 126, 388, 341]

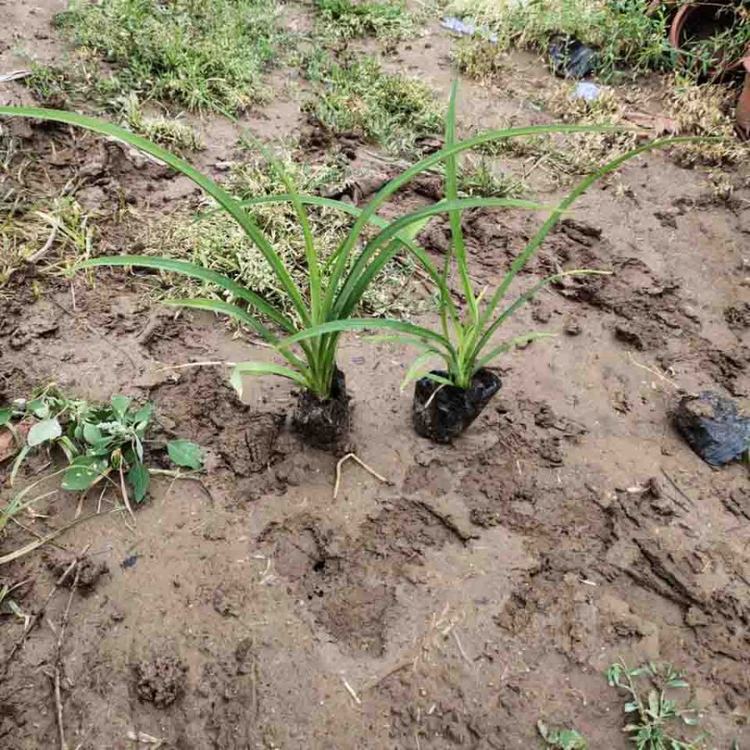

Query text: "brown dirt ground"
[2, 2, 750, 749]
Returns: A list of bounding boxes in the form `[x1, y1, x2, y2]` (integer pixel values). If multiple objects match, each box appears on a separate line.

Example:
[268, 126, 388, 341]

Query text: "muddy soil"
[2, 2, 750, 749]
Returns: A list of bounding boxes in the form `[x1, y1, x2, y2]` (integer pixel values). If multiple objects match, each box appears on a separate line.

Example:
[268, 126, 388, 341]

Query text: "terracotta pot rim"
[669, 2, 748, 74]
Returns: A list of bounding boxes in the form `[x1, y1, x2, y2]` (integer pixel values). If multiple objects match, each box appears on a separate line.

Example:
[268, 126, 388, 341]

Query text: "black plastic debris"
[413, 369, 501, 443]
[548, 36, 597, 79]
[673, 391, 750, 466]
[121, 554, 139, 569]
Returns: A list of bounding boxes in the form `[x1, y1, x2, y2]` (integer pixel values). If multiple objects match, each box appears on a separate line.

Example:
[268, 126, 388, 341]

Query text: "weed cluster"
[119, 94, 203, 152]
[607, 660, 705, 749]
[537, 720, 587, 749]
[0, 194, 96, 291]
[0, 386, 202, 503]
[303, 52, 443, 156]
[44, 0, 284, 112]
[314, 0, 416, 41]
[452, 37, 507, 82]
[668, 76, 749, 166]
[444, 0, 673, 81]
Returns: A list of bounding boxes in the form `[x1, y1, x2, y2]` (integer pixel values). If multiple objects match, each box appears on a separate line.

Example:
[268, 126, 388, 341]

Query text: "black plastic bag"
[548, 35, 597, 79]
[673, 391, 750, 466]
[412, 369, 501, 443]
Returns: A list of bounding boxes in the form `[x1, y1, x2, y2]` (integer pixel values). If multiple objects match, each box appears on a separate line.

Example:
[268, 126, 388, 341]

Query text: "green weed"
[457, 157, 526, 199]
[49, 0, 284, 112]
[674, 4, 750, 80]
[0, 195, 97, 291]
[607, 660, 705, 749]
[0, 385, 202, 503]
[537, 720, 588, 749]
[314, 0, 416, 40]
[303, 52, 443, 156]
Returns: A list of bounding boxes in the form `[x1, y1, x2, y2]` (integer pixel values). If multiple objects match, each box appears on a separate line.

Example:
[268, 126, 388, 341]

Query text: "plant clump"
[119, 94, 203, 151]
[0, 385, 202, 507]
[314, 0, 416, 41]
[47, 0, 284, 112]
[452, 37, 507, 82]
[668, 76, 749, 167]
[0, 194, 97, 292]
[146, 151, 422, 321]
[303, 52, 444, 156]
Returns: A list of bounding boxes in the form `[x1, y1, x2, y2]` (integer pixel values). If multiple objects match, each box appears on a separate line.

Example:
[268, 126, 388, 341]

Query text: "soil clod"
[133, 654, 187, 708]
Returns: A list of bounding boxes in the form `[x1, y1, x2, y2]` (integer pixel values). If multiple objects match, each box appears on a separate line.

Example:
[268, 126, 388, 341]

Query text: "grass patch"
[146, 151, 423, 320]
[452, 37, 506, 82]
[668, 76, 749, 167]
[314, 0, 416, 41]
[471, 84, 637, 185]
[43, 0, 284, 113]
[444, 0, 672, 80]
[0, 194, 97, 291]
[457, 157, 526, 199]
[303, 52, 443, 155]
[119, 94, 203, 151]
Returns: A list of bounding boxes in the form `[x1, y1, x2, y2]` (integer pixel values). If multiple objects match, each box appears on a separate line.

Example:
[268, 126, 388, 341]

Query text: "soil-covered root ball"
[291, 367, 351, 450]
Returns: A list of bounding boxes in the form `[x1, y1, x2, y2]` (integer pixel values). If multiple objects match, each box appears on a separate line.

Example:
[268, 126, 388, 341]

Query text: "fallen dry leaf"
[0, 421, 31, 463]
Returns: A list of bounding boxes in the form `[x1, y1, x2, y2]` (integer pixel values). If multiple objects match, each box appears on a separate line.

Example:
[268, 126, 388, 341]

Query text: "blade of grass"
[322, 122, 624, 309]
[162, 298, 307, 370]
[230, 361, 311, 395]
[474, 136, 704, 350]
[76, 255, 296, 333]
[444, 80, 477, 321]
[281, 317, 454, 355]
[0, 106, 311, 325]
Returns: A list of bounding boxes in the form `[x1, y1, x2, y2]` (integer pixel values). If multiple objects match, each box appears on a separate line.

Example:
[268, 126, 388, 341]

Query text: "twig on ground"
[660, 468, 695, 511]
[155, 360, 236, 372]
[0, 509, 114, 566]
[341, 675, 362, 705]
[28, 224, 59, 263]
[412, 499, 477, 544]
[333, 452, 389, 499]
[452, 628, 473, 668]
[126, 731, 164, 747]
[1, 544, 89, 674]
[149, 469, 214, 503]
[49, 549, 87, 750]
[118, 464, 136, 523]
[627, 352, 680, 390]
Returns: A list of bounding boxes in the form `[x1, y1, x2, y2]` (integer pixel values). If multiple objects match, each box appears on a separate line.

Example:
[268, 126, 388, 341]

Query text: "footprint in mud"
[259, 500, 465, 656]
